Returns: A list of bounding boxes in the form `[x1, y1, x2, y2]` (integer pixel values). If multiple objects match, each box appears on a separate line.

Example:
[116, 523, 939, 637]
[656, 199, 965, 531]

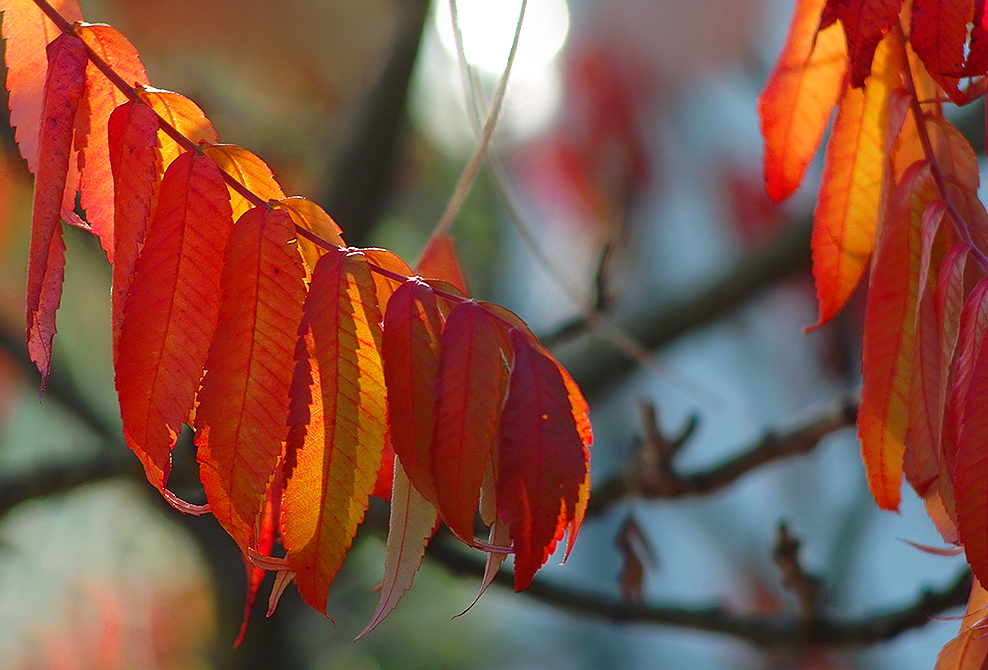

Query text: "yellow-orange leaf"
[275, 196, 344, 271]
[416, 234, 470, 296]
[139, 87, 218, 174]
[858, 161, 935, 510]
[759, 0, 846, 202]
[204, 144, 285, 221]
[115, 151, 234, 488]
[811, 29, 903, 327]
[195, 207, 305, 550]
[282, 248, 387, 612]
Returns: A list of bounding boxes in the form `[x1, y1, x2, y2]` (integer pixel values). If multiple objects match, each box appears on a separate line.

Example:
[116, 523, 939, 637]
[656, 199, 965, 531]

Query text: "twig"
[428, 532, 971, 649]
[773, 522, 823, 623]
[586, 389, 858, 516]
[558, 215, 812, 398]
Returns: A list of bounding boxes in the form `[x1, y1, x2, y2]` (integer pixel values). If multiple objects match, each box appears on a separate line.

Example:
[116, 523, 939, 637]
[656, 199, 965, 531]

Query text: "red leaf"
[76, 23, 150, 260]
[115, 151, 234, 489]
[430, 300, 504, 544]
[498, 328, 590, 590]
[382, 280, 444, 504]
[356, 462, 438, 639]
[236, 472, 281, 648]
[910, 0, 974, 102]
[954, 318, 988, 586]
[759, 0, 846, 202]
[108, 99, 158, 359]
[0, 0, 83, 173]
[964, 0, 988, 76]
[25, 32, 88, 391]
[827, 0, 905, 87]
[195, 207, 305, 550]
[858, 161, 935, 510]
[282, 248, 387, 613]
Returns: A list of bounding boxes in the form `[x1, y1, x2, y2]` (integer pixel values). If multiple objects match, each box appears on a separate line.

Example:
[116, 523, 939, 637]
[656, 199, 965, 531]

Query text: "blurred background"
[0, 0, 977, 668]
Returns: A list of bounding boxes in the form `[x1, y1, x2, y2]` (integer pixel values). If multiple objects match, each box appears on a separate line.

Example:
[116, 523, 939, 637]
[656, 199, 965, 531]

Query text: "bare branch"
[587, 390, 859, 516]
[429, 533, 971, 649]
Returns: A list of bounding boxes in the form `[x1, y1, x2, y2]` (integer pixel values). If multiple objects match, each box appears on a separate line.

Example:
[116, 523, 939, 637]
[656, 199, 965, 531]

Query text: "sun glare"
[434, 0, 570, 76]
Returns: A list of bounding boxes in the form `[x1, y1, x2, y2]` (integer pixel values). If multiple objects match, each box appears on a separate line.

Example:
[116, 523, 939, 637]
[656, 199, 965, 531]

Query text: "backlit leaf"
[858, 161, 935, 510]
[826, 0, 905, 87]
[935, 578, 988, 670]
[139, 87, 218, 174]
[416, 234, 470, 296]
[282, 248, 387, 612]
[25, 32, 88, 391]
[108, 99, 158, 358]
[430, 300, 503, 544]
[195, 207, 305, 550]
[115, 151, 234, 489]
[810, 29, 903, 326]
[356, 462, 438, 639]
[954, 322, 988, 586]
[910, 0, 973, 103]
[0, 0, 83, 173]
[204, 144, 285, 221]
[382, 280, 444, 504]
[498, 329, 590, 590]
[759, 0, 846, 202]
[76, 23, 149, 260]
[275, 196, 344, 271]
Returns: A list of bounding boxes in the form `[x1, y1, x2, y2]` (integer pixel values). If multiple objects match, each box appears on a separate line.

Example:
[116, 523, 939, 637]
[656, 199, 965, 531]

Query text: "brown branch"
[557, 216, 812, 399]
[429, 533, 971, 649]
[587, 389, 859, 516]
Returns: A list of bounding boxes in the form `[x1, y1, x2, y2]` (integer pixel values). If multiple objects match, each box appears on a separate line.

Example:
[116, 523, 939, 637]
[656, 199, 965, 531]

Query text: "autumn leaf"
[498, 328, 590, 590]
[910, 0, 973, 102]
[382, 279, 444, 504]
[195, 207, 305, 551]
[416, 233, 470, 296]
[25, 32, 88, 391]
[0, 0, 83, 173]
[108, 99, 158, 358]
[115, 151, 234, 489]
[858, 161, 935, 510]
[809, 29, 903, 327]
[759, 0, 846, 203]
[281, 248, 387, 613]
[935, 578, 988, 670]
[275, 196, 345, 271]
[356, 462, 438, 639]
[76, 23, 150, 260]
[203, 144, 285, 221]
[430, 300, 504, 545]
[139, 87, 218, 174]
[825, 0, 905, 87]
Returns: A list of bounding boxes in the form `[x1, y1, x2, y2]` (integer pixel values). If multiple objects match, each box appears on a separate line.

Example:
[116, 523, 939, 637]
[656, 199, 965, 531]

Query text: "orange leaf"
[25, 32, 88, 391]
[362, 247, 413, 309]
[204, 144, 285, 221]
[282, 248, 387, 613]
[356, 462, 438, 639]
[195, 207, 305, 550]
[498, 328, 590, 590]
[274, 196, 344, 271]
[810, 29, 903, 327]
[236, 474, 281, 648]
[430, 300, 504, 544]
[827, 0, 905, 87]
[415, 234, 470, 296]
[115, 151, 234, 489]
[381, 280, 444, 504]
[108, 99, 158, 359]
[139, 87, 218, 173]
[76, 23, 150, 260]
[759, 0, 846, 202]
[0, 0, 83, 173]
[858, 161, 935, 510]
[935, 578, 988, 670]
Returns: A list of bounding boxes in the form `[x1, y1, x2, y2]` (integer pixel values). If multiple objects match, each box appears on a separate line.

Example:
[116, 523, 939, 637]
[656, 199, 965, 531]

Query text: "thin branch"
[559, 215, 813, 399]
[586, 389, 858, 516]
[429, 532, 971, 649]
